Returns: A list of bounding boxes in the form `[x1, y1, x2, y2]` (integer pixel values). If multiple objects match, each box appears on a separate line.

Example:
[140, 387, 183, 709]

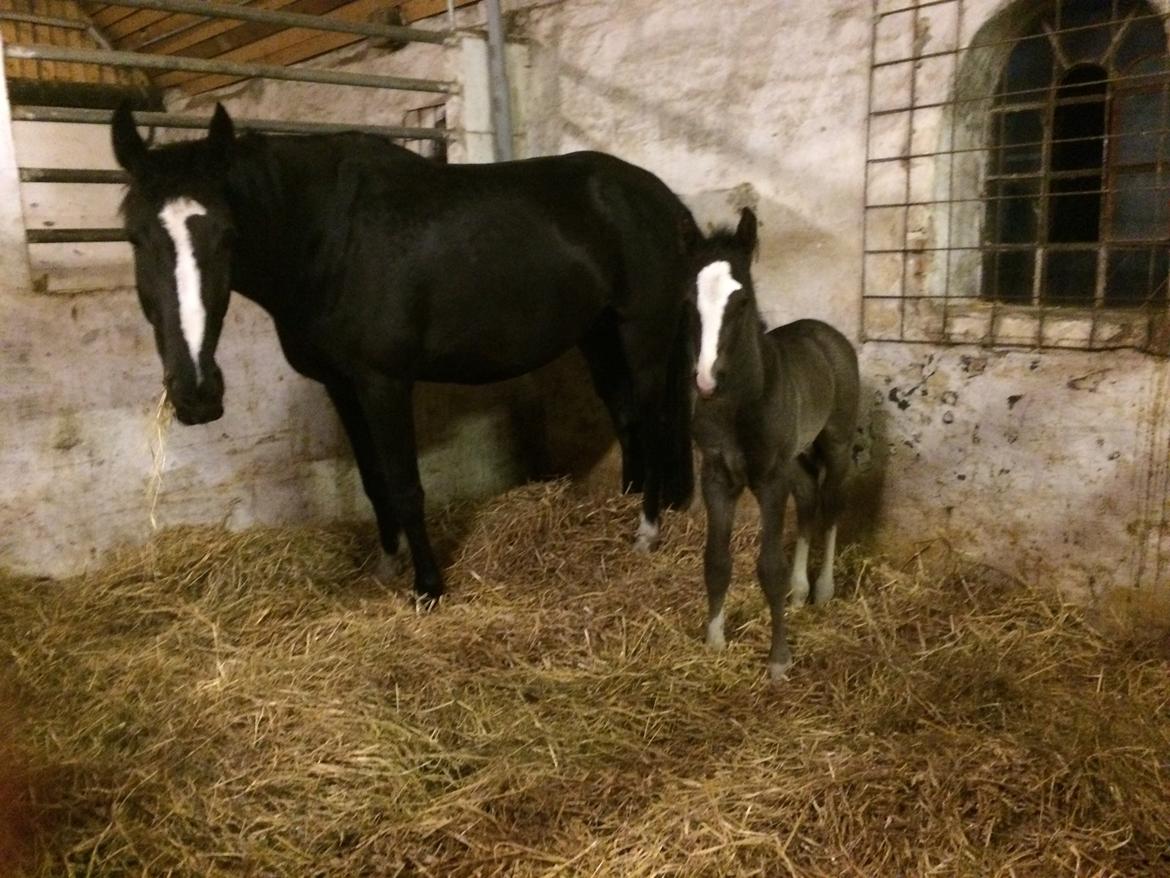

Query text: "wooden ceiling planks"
[0, 0, 149, 90]
[73, 1, 481, 97]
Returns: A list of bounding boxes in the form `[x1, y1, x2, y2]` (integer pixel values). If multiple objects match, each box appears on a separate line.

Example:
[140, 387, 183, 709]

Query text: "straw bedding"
[1, 481, 1168, 876]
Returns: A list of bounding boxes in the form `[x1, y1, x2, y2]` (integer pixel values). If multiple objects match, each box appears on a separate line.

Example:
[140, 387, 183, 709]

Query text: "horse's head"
[693, 207, 761, 400]
[113, 103, 237, 425]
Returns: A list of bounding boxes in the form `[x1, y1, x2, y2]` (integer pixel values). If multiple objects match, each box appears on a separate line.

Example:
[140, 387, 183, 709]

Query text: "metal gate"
[0, 0, 512, 292]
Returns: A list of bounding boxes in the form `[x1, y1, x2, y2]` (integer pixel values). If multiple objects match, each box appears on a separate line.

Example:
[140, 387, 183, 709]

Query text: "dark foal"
[691, 209, 859, 680]
[111, 105, 698, 605]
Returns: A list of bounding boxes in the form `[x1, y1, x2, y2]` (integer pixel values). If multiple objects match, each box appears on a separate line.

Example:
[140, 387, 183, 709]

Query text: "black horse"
[112, 104, 697, 602]
[690, 208, 859, 680]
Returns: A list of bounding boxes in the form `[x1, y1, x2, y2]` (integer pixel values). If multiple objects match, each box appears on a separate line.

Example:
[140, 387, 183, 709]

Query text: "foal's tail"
[659, 300, 696, 510]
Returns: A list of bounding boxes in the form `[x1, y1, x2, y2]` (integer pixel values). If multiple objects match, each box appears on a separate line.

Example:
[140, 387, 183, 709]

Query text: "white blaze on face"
[695, 260, 742, 396]
[158, 197, 209, 383]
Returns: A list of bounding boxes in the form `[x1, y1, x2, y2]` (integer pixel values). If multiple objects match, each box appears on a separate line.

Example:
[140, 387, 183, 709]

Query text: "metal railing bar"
[0, 12, 89, 30]
[5, 44, 454, 94]
[27, 228, 127, 244]
[11, 105, 454, 140]
[85, 0, 449, 45]
[20, 168, 129, 184]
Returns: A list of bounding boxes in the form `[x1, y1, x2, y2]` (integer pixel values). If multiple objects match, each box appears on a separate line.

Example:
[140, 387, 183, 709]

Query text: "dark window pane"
[1110, 170, 1168, 240]
[1105, 247, 1169, 306]
[1044, 249, 1098, 304]
[1056, 0, 1113, 65]
[1114, 89, 1163, 165]
[1052, 69, 1107, 170]
[1115, 15, 1168, 72]
[1050, 176, 1103, 242]
[985, 178, 1041, 243]
[1001, 32, 1054, 103]
[998, 110, 1044, 173]
[983, 249, 1035, 302]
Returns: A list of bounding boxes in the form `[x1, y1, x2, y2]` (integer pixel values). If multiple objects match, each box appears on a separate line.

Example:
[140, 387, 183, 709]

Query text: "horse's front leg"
[753, 472, 793, 681]
[354, 376, 443, 604]
[325, 382, 407, 579]
[700, 455, 741, 650]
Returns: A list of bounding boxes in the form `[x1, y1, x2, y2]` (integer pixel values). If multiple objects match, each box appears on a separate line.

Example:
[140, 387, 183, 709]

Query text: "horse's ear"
[208, 103, 235, 159]
[111, 101, 147, 175]
[735, 207, 758, 254]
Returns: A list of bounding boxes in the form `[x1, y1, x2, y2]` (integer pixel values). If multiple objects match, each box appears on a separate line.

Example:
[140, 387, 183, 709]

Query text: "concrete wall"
[3, 0, 1168, 597]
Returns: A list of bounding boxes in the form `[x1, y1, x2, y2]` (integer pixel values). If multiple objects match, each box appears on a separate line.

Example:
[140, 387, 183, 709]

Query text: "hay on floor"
[1, 481, 1168, 877]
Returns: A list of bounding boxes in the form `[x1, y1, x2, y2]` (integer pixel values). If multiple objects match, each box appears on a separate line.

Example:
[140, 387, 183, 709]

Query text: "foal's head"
[693, 207, 761, 400]
[113, 103, 237, 425]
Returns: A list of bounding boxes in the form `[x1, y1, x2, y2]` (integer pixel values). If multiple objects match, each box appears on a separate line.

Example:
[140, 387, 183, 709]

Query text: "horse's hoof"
[767, 658, 793, 682]
[633, 514, 660, 553]
[373, 547, 410, 580]
[413, 591, 442, 612]
[632, 534, 660, 553]
[705, 632, 726, 651]
[813, 579, 835, 606]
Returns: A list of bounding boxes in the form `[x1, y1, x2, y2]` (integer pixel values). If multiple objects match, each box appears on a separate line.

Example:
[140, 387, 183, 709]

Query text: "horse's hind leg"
[326, 382, 406, 579]
[579, 318, 644, 495]
[617, 317, 678, 552]
[787, 454, 818, 607]
[812, 434, 851, 606]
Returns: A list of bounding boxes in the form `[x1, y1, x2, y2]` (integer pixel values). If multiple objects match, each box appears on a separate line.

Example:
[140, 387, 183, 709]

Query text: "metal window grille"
[863, 0, 1170, 353]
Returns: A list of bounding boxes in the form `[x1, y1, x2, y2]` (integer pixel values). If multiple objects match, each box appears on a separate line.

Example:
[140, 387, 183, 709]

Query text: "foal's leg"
[354, 376, 443, 603]
[701, 457, 741, 650]
[812, 435, 851, 606]
[787, 457, 818, 607]
[325, 382, 407, 579]
[754, 472, 794, 680]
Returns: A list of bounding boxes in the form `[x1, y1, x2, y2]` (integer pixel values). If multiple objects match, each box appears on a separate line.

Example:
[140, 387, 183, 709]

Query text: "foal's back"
[766, 318, 860, 445]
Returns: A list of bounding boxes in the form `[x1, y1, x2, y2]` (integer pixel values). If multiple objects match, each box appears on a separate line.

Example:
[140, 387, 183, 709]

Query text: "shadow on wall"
[842, 376, 890, 550]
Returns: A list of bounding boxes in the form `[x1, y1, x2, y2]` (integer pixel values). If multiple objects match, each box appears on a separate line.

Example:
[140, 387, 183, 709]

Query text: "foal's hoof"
[373, 547, 410, 581]
[767, 658, 793, 682]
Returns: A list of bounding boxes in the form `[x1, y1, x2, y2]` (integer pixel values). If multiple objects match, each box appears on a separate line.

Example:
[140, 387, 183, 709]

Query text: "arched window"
[982, 0, 1169, 308]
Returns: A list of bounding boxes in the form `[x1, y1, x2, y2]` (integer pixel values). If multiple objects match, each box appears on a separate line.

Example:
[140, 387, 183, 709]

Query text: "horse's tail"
[658, 206, 700, 511]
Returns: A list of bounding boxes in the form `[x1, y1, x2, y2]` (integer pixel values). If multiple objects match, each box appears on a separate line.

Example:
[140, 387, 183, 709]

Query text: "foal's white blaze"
[695, 261, 742, 396]
[158, 197, 209, 383]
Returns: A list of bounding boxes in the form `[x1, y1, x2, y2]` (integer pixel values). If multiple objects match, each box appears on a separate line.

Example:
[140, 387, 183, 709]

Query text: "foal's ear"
[735, 207, 759, 254]
[111, 101, 147, 175]
[208, 103, 235, 161]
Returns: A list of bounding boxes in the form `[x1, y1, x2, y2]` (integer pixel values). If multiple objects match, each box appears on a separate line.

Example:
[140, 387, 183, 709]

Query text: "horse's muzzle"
[167, 366, 224, 425]
[173, 397, 224, 425]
